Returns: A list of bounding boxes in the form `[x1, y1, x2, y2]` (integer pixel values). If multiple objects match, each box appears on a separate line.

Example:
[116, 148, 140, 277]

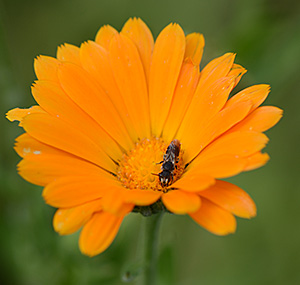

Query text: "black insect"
[157, 139, 181, 187]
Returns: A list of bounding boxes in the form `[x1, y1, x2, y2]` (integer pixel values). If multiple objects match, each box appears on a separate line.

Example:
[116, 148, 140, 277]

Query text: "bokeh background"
[1, 0, 300, 284]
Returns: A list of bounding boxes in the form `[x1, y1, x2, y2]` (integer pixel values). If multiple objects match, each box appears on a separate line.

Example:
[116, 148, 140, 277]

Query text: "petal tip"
[6, 109, 15, 122]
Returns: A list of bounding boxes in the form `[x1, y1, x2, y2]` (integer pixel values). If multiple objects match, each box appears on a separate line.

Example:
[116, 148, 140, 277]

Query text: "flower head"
[7, 18, 282, 256]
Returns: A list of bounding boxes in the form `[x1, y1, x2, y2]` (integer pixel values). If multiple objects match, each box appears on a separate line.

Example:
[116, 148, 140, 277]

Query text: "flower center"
[117, 137, 184, 192]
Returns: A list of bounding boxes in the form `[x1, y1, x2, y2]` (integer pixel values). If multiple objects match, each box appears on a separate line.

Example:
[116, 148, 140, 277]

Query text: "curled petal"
[189, 198, 236, 235]
[199, 53, 235, 86]
[53, 199, 102, 235]
[199, 180, 256, 218]
[184, 33, 205, 66]
[244, 152, 270, 171]
[79, 211, 125, 256]
[162, 190, 201, 214]
[227, 63, 247, 87]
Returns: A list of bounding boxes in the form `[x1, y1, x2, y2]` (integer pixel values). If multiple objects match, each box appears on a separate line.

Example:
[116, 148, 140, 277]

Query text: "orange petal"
[199, 102, 252, 147]
[198, 53, 235, 87]
[18, 154, 110, 187]
[189, 198, 236, 235]
[17, 159, 52, 186]
[123, 190, 162, 206]
[57, 43, 81, 65]
[34, 55, 59, 81]
[43, 175, 120, 208]
[162, 60, 200, 142]
[95, 25, 118, 50]
[109, 33, 150, 139]
[176, 74, 240, 160]
[225, 84, 270, 112]
[6, 106, 45, 127]
[100, 188, 134, 217]
[199, 131, 269, 160]
[244, 152, 270, 171]
[121, 17, 154, 81]
[53, 199, 102, 235]
[149, 23, 185, 137]
[162, 190, 201, 214]
[15, 133, 65, 158]
[15, 134, 113, 186]
[32, 80, 123, 161]
[176, 55, 238, 144]
[184, 33, 205, 66]
[101, 186, 127, 216]
[22, 113, 116, 171]
[182, 100, 251, 164]
[116, 203, 135, 217]
[80, 41, 138, 141]
[227, 63, 247, 88]
[79, 211, 124, 256]
[199, 180, 256, 218]
[229, 106, 283, 133]
[58, 62, 134, 151]
[189, 155, 246, 179]
[171, 173, 215, 192]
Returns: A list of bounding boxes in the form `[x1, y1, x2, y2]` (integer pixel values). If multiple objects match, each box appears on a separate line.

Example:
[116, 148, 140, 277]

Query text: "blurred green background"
[1, 0, 300, 284]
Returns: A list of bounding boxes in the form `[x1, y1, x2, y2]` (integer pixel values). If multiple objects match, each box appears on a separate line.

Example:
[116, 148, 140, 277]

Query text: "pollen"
[117, 138, 184, 192]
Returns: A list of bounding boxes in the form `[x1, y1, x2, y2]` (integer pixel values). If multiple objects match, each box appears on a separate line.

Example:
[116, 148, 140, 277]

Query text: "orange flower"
[7, 18, 282, 256]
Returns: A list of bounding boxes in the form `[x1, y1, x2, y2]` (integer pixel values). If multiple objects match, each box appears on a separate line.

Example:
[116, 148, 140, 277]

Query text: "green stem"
[143, 213, 163, 285]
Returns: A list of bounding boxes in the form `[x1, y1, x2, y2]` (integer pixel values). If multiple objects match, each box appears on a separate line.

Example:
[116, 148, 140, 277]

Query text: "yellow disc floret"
[117, 138, 184, 192]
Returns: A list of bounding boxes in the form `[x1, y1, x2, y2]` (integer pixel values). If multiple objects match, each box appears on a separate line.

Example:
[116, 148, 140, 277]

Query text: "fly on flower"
[156, 139, 181, 187]
[6, 18, 282, 257]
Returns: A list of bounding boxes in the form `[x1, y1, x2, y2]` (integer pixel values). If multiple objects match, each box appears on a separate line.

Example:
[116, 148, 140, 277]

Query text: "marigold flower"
[7, 18, 282, 257]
